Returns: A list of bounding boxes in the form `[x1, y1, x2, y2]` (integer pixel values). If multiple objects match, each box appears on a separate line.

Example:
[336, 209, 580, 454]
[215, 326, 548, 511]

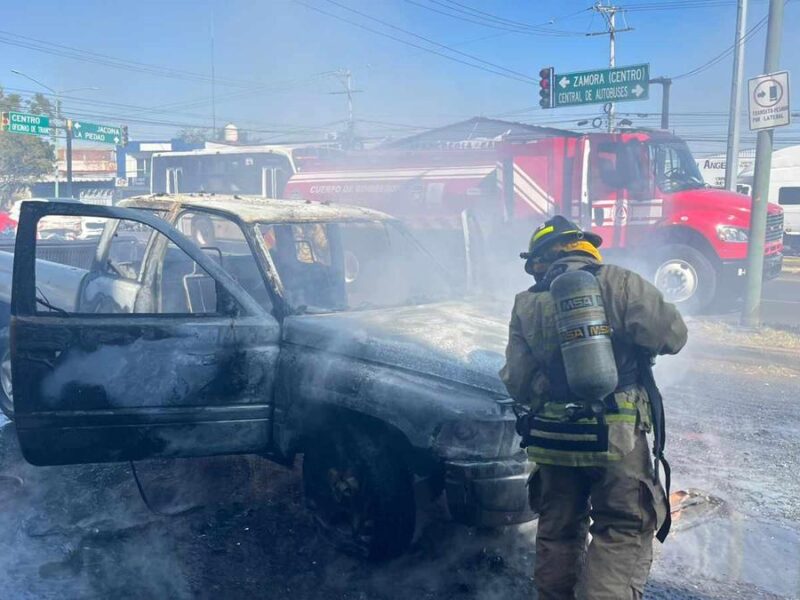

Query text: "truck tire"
[303, 426, 415, 560]
[652, 244, 717, 314]
[0, 328, 12, 420]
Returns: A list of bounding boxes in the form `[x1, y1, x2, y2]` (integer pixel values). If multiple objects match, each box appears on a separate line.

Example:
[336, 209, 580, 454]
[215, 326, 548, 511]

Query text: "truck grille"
[766, 213, 784, 242]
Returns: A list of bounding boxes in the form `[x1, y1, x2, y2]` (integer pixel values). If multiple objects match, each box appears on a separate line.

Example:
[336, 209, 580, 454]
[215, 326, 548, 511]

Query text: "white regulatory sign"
[748, 70, 791, 131]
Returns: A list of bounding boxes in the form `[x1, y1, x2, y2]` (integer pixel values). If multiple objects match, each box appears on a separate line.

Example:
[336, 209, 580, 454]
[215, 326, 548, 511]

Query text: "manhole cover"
[0, 474, 23, 501]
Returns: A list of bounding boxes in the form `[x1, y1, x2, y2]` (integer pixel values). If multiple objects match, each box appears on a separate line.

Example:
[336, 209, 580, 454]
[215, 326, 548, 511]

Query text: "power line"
[293, 0, 536, 84]
[0, 30, 261, 88]
[3, 87, 349, 139]
[672, 8, 771, 79]
[319, 0, 537, 81]
[624, 0, 738, 11]
[405, 0, 590, 37]
[438, 0, 591, 33]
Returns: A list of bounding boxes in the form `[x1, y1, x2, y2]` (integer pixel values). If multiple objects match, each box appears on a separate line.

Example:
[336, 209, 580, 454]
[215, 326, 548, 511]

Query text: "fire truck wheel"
[303, 425, 415, 560]
[652, 244, 716, 314]
[0, 328, 12, 421]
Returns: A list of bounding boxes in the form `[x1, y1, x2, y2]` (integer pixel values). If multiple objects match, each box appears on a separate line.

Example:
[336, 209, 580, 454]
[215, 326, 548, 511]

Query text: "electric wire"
[436, 0, 592, 33]
[671, 0, 787, 80]
[0, 30, 259, 88]
[318, 0, 537, 81]
[404, 0, 590, 37]
[293, 0, 536, 84]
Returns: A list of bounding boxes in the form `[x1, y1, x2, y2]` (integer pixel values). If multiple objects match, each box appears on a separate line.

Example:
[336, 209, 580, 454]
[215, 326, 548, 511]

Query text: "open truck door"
[11, 201, 279, 465]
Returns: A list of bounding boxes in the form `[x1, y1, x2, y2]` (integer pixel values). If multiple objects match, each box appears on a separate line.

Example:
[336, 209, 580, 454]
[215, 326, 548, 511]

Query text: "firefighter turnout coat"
[500, 254, 688, 468]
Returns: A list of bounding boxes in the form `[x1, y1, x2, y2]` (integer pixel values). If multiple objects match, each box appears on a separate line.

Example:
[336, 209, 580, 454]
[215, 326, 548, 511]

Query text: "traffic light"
[539, 67, 554, 109]
[0, 113, 8, 131]
[121, 125, 129, 146]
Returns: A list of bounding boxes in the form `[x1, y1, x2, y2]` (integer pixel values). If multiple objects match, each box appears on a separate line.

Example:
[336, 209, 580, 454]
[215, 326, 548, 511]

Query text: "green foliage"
[176, 127, 214, 144]
[0, 87, 57, 205]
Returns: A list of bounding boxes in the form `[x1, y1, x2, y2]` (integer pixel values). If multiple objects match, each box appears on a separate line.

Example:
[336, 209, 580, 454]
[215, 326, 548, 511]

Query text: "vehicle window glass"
[105, 219, 151, 280]
[649, 141, 706, 193]
[258, 220, 452, 312]
[778, 187, 800, 206]
[291, 223, 331, 265]
[34, 216, 223, 316]
[590, 142, 622, 203]
[174, 211, 272, 311]
[33, 214, 105, 270]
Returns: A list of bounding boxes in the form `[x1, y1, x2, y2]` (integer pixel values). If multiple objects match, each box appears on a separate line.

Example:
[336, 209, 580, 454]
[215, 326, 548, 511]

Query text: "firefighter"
[500, 215, 688, 600]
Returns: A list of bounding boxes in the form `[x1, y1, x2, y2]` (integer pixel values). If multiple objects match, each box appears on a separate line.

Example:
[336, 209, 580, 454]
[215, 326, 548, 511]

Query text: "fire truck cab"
[284, 121, 783, 313]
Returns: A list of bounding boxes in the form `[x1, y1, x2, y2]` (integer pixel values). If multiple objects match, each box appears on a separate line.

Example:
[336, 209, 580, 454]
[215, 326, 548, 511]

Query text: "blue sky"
[1, 0, 798, 155]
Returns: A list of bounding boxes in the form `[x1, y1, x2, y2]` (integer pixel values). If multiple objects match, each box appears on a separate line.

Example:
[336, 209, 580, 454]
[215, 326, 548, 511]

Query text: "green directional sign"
[1, 112, 51, 136]
[554, 63, 650, 108]
[71, 120, 122, 144]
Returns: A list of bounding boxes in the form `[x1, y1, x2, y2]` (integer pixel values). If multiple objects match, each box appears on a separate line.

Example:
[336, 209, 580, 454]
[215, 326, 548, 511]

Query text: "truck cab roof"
[118, 193, 394, 224]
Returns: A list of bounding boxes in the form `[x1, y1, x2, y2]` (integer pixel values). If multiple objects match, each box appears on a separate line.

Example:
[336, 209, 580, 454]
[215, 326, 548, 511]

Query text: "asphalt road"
[0, 320, 797, 600]
[762, 264, 800, 328]
[706, 258, 800, 329]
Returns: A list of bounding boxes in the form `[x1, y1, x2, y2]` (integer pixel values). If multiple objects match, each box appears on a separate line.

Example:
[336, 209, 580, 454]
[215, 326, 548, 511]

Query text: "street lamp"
[10, 69, 99, 197]
[10, 69, 99, 117]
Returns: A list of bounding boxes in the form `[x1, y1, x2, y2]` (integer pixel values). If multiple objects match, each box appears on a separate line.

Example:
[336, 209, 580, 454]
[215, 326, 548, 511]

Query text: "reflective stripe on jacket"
[500, 255, 688, 468]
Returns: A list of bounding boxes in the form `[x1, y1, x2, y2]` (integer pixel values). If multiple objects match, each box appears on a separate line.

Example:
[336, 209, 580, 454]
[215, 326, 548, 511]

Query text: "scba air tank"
[550, 269, 618, 402]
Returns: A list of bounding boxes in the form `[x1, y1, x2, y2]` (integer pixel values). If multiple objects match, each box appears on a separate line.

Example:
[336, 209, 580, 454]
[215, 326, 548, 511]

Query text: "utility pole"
[741, 0, 784, 327]
[724, 0, 749, 191]
[9, 70, 98, 199]
[588, 2, 633, 132]
[329, 70, 363, 149]
[650, 77, 672, 129]
[210, 6, 217, 136]
[65, 119, 74, 198]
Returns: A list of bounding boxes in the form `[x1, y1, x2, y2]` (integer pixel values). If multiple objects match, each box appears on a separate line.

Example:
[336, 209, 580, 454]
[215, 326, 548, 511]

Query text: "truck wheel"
[0, 329, 12, 420]
[652, 244, 716, 314]
[303, 426, 415, 560]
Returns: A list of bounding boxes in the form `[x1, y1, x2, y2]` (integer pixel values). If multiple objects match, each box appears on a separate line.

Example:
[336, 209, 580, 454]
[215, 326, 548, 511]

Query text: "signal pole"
[724, 0, 749, 191]
[741, 0, 784, 327]
[587, 2, 633, 132]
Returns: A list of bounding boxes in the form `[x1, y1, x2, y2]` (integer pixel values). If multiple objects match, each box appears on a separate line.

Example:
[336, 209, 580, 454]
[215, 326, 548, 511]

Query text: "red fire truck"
[283, 123, 784, 312]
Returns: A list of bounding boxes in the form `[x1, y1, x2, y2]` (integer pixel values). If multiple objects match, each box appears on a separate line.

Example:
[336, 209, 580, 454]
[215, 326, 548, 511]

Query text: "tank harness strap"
[639, 351, 672, 543]
[528, 261, 673, 542]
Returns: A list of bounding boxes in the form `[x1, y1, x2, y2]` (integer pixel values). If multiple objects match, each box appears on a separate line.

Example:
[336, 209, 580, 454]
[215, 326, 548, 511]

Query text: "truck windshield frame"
[254, 219, 456, 314]
[648, 140, 707, 193]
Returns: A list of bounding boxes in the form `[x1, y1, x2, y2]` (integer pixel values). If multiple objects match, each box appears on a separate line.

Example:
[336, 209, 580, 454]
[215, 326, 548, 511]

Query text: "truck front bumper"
[444, 452, 535, 527]
[719, 253, 783, 295]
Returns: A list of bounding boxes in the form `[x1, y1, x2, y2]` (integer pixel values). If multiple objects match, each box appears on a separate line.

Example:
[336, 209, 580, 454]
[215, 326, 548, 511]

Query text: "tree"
[0, 87, 56, 205]
[176, 127, 214, 144]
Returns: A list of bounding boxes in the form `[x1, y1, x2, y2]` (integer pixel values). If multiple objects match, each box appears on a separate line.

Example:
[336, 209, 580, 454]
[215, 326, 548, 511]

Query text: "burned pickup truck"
[7, 194, 532, 558]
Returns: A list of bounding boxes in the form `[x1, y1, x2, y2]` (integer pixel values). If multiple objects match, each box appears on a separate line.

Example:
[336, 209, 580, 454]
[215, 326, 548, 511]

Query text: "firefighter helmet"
[520, 215, 602, 273]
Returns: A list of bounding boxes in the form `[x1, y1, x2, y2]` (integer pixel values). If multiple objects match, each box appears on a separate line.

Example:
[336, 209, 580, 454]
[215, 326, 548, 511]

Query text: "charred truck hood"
[282, 301, 510, 397]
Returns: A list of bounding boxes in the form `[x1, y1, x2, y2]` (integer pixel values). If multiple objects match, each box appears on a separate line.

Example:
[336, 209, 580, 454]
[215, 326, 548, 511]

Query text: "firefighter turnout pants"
[528, 432, 665, 600]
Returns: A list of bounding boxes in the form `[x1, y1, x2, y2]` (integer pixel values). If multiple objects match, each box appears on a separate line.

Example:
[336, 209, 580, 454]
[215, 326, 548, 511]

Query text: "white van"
[739, 145, 800, 253]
